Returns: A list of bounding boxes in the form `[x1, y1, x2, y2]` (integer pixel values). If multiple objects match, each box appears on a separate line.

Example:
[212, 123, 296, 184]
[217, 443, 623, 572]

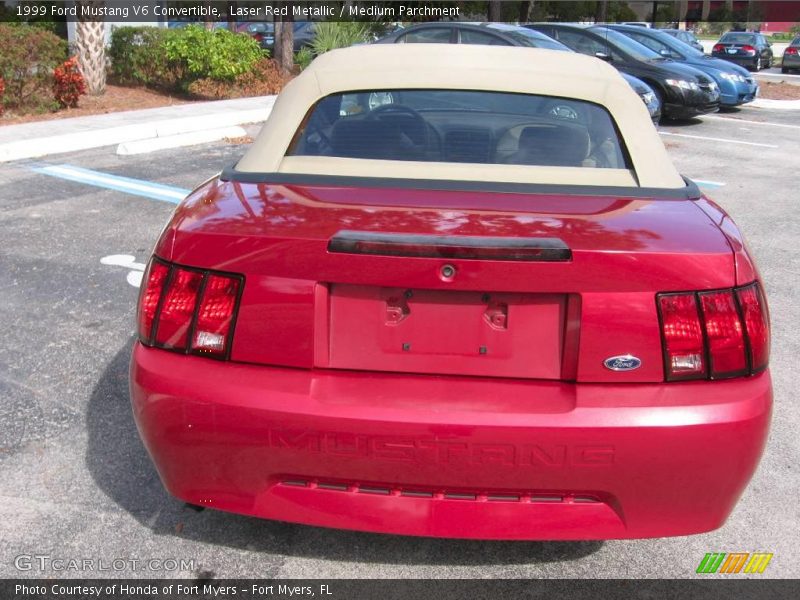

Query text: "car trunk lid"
[159, 179, 735, 382]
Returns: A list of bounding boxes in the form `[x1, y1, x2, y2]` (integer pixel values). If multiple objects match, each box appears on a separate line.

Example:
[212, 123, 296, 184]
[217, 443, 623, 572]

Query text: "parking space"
[0, 106, 798, 578]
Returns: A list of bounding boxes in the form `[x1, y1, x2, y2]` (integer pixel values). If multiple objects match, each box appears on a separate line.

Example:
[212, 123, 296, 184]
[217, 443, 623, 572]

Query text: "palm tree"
[274, 2, 294, 74]
[75, 0, 106, 96]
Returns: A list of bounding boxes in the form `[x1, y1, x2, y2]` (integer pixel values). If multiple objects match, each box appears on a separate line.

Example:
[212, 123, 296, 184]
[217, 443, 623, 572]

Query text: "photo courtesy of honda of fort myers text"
[1, 0, 799, 598]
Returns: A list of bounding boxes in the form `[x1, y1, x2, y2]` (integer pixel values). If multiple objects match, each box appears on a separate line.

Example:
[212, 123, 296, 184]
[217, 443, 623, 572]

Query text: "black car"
[527, 24, 720, 120]
[377, 22, 661, 123]
[660, 28, 705, 53]
[712, 32, 774, 71]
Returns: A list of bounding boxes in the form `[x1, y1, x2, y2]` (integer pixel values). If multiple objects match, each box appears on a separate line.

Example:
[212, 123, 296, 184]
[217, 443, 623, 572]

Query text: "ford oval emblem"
[604, 355, 642, 371]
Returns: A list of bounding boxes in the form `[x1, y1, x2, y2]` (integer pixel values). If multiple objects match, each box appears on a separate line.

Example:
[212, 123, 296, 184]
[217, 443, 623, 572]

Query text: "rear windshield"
[720, 33, 756, 44]
[287, 90, 630, 169]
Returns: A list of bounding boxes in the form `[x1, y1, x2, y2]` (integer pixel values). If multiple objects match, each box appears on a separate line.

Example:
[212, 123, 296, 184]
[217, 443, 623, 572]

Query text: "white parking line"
[659, 131, 779, 148]
[101, 254, 145, 288]
[703, 115, 800, 130]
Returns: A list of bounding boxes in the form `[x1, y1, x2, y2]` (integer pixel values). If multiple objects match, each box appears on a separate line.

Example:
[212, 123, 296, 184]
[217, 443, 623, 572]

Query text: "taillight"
[154, 267, 203, 349]
[699, 291, 746, 378]
[786, 47, 799, 55]
[137, 258, 243, 360]
[713, 44, 725, 53]
[192, 274, 241, 357]
[657, 283, 769, 381]
[742, 44, 756, 54]
[138, 260, 169, 341]
[736, 283, 770, 373]
[658, 293, 706, 381]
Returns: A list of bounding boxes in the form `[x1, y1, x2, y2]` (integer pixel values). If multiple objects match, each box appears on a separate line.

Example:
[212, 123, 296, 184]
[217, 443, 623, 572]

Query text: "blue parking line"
[31, 164, 191, 204]
[693, 179, 725, 190]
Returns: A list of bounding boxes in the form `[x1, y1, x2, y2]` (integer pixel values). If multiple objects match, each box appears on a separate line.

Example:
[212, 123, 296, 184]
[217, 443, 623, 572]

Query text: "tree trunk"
[487, 1, 502, 21]
[701, 0, 710, 20]
[594, 0, 608, 24]
[274, 4, 294, 75]
[204, 0, 214, 30]
[227, 1, 238, 33]
[75, 1, 106, 96]
[518, 1, 534, 23]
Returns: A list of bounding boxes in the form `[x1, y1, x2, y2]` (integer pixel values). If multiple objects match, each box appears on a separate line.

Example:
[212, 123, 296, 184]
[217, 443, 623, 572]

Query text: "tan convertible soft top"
[235, 43, 685, 189]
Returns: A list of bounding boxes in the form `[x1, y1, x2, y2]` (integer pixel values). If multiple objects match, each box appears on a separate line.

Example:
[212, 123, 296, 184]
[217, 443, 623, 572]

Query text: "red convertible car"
[131, 45, 771, 540]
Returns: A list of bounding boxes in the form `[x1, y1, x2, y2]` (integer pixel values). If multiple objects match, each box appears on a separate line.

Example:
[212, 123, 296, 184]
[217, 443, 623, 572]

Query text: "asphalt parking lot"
[1, 104, 798, 579]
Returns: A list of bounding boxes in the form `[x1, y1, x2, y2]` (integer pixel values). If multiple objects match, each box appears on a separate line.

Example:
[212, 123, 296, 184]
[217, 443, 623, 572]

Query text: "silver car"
[782, 36, 800, 73]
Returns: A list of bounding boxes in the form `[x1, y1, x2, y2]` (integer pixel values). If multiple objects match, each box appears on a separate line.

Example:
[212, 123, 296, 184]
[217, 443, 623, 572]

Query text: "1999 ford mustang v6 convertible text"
[131, 45, 771, 540]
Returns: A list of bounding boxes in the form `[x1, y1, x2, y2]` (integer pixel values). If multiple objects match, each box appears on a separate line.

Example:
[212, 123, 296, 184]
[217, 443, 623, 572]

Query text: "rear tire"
[755, 57, 763, 71]
[782, 66, 789, 74]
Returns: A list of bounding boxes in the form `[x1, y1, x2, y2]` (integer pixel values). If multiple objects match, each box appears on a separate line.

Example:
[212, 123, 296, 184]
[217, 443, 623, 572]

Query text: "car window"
[793, 36, 800, 46]
[594, 28, 662, 60]
[626, 31, 675, 56]
[495, 27, 572, 51]
[398, 28, 453, 44]
[288, 90, 630, 170]
[459, 29, 508, 46]
[721, 33, 756, 44]
[555, 29, 610, 56]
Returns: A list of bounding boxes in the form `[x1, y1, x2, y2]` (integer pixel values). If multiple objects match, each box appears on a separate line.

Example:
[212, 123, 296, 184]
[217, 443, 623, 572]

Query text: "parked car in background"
[781, 36, 800, 73]
[660, 28, 704, 53]
[377, 22, 661, 123]
[377, 21, 569, 51]
[237, 21, 316, 52]
[712, 32, 773, 70]
[608, 24, 758, 108]
[132, 43, 771, 540]
[527, 24, 720, 120]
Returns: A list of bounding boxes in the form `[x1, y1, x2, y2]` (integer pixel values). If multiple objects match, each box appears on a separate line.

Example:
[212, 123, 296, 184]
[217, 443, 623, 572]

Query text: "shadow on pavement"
[86, 341, 603, 567]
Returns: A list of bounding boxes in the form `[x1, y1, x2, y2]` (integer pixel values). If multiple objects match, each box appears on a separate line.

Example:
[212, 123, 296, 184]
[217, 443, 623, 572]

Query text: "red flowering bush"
[53, 57, 86, 109]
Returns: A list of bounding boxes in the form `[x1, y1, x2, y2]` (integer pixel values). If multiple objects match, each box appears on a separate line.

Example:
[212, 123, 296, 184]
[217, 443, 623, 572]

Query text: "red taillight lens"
[658, 283, 769, 382]
[699, 291, 747, 378]
[154, 267, 203, 349]
[737, 283, 770, 373]
[742, 44, 756, 53]
[786, 47, 799, 55]
[136, 258, 244, 359]
[138, 260, 169, 342]
[658, 293, 706, 381]
[191, 274, 241, 357]
[713, 44, 725, 53]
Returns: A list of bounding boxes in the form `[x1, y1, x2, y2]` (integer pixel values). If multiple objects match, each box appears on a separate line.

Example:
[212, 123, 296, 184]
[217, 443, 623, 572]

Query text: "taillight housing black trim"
[657, 282, 769, 382]
[137, 257, 245, 361]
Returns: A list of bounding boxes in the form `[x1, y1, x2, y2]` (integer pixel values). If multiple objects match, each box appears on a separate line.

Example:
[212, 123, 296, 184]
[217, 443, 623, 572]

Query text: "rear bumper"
[713, 54, 759, 69]
[130, 343, 772, 540]
[782, 55, 800, 69]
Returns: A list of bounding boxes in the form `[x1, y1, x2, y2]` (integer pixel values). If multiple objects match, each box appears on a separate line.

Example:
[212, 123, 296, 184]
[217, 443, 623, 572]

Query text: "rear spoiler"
[220, 166, 703, 201]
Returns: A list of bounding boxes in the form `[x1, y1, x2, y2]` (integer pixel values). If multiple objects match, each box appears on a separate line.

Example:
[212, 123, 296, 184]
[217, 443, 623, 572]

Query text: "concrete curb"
[750, 98, 800, 109]
[117, 126, 248, 155]
[0, 96, 276, 163]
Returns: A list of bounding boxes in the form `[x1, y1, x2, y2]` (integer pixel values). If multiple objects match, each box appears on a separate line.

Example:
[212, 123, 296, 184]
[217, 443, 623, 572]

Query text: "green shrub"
[109, 25, 262, 92]
[108, 26, 177, 87]
[164, 25, 262, 83]
[294, 46, 314, 71]
[310, 22, 371, 56]
[0, 23, 67, 113]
